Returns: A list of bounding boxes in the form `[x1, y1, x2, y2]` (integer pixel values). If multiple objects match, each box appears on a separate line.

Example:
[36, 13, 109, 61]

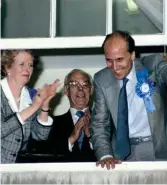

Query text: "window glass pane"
[1, 0, 50, 38]
[57, 0, 106, 37]
[113, 0, 163, 34]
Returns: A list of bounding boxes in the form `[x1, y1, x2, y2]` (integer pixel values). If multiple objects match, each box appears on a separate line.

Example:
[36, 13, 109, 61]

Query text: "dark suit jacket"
[47, 110, 96, 162]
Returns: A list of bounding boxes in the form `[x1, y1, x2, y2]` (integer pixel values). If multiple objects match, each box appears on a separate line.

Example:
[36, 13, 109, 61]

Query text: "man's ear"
[90, 85, 94, 95]
[131, 51, 136, 61]
[63, 85, 69, 96]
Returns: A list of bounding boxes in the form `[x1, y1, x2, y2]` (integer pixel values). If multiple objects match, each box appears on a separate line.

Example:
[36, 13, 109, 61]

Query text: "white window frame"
[1, 0, 167, 50]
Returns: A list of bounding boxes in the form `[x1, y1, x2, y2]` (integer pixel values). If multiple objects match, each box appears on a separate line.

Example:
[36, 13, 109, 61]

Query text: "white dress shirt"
[68, 107, 93, 151]
[0, 78, 53, 129]
[120, 62, 151, 138]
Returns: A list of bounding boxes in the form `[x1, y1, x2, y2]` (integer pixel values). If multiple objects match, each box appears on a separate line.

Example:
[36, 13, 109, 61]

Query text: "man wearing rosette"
[90, 30, 167, 169]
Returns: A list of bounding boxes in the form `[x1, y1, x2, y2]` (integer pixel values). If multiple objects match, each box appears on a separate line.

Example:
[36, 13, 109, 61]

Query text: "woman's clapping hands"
[32, 79, 61, 110]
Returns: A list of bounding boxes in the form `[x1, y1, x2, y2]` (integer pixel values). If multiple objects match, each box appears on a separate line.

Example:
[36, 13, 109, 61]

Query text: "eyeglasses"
[67, 81, 91, 89]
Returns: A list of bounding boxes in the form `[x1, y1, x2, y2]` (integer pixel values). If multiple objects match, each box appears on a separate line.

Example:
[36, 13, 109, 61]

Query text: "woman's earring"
[7, 72, 11, 76]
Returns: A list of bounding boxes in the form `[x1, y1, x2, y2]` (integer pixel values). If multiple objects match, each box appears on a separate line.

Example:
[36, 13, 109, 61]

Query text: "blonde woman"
[1, 50, 60, 163]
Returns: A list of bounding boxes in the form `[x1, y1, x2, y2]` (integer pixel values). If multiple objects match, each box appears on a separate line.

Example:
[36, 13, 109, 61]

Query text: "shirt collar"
[0, 77, 32, 112]
[126, 61, 137, 83]
[70, 107, 88, 124]
[119, 61, 137, 87]
[70, 107, 88, 116]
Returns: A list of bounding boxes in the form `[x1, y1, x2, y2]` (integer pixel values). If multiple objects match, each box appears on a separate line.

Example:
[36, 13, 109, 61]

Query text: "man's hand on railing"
[96, 157, 121, 170]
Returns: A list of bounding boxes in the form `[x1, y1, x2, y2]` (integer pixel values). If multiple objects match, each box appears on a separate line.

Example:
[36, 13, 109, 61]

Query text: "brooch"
[136, 69, 156, 112]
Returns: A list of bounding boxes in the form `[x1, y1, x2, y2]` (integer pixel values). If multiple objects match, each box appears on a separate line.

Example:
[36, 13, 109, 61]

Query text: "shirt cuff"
[16, 113, 25, 125]
[89, 141, 93, 150]
[68, 141, 74, 152]
[100, 155, 113, 161]
[37, 116, 53, 126]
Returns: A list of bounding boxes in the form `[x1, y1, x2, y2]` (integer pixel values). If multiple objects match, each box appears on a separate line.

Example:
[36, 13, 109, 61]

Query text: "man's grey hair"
[64, 69, 93, 86]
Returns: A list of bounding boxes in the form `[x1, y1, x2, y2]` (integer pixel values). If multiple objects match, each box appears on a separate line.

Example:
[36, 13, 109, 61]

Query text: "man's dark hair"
[102, 30, 135, 53]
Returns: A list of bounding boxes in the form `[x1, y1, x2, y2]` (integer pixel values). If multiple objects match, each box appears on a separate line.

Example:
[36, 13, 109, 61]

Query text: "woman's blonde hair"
[1, 50, 34, 78]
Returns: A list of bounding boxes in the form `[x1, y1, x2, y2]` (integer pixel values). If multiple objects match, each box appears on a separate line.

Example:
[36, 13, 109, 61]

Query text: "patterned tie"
[116, 78, 130, 160]
[76, 111, 84, 149]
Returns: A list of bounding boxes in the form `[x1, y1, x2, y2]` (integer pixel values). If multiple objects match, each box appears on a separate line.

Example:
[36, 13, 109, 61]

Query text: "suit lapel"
[64, 110, 75, 133]
[104, 69, 120, 127]
[145, 72, 163, 140]
[106, 81, 119, 127]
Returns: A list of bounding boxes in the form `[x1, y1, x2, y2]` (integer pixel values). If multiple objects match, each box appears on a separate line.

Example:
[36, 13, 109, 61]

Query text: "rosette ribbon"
[136, 70, 156, 112]
[28, 87, 37, 100]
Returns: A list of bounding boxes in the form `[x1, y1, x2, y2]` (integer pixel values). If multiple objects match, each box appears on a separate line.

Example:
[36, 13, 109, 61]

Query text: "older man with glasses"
[47, 69, 96, 162]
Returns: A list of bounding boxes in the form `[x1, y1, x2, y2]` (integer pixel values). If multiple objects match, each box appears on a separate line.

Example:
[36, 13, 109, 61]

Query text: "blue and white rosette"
[136, 69, 156, 112]
[28, 87, 37, 100]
